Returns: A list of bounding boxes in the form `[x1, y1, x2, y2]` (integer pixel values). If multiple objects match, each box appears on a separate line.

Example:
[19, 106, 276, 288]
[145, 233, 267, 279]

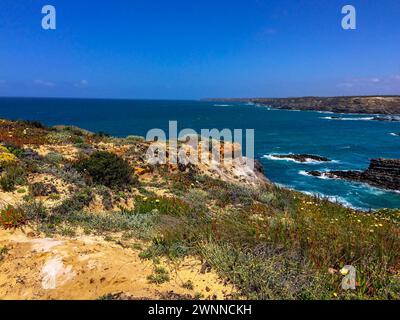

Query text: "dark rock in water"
[307, 171, 323, 177]
[372, 116, 400, 122]
[307, 159, 400, 191]
[272, 154, 331, 163]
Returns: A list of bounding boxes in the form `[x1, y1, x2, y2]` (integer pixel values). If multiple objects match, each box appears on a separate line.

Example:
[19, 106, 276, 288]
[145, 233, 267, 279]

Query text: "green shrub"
[55, 188, 94, 215]
[134, 196, 191, 216]
[17, 120, 46, 129]
[184, 189, 208, 211]
[0, 146, 18, 170]
[61, 210, 158, 239]
[0, 175, 16, 192]
[74, 151, 136, 189]
[48, 194, 61, 201]
[30, 182, 58, 197]
[182, 280, 194, 290]
[0, 205, 26, 229]
[21, 200, 48, 221]
[41, 165, 86, 187]
[147, 266, 170, 284]
[44, 152, 64, 164]
[201, 243, 328, 300]
[97, 186, 113, 210]
[46, 131, 83, 145]
[2, 143, 25, 158]
[125, 135, 145, 143]
[0, 165, 26, 192]
[0, 246, 9, 261]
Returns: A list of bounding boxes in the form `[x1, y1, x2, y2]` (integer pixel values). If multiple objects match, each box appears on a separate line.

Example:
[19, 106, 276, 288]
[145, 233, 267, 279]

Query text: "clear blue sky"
[0, 0, 399, 99]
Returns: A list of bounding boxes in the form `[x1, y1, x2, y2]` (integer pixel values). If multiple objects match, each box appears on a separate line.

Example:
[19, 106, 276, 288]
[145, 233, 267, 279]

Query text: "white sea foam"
[213, 104, 232, 107]
[298, 170, 330, 180]
[262, 153, 333, 164]
[320, 116, 375, 121]
[317, 111, 335, 114]
[389, 133, 399, 137]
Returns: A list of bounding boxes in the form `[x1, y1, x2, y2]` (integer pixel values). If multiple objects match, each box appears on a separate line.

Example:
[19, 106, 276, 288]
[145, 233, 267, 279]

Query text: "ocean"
[0, 97, 399, 210]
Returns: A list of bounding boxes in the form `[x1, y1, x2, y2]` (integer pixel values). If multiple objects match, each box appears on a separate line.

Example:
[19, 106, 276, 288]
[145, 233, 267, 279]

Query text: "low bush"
[97, 186, 113, 210]
[30, 182, 58, 197]
[55, 188, 94, 215]
[147, 266, 170, 284]
[41, 164, 86, 187]
[134, 196, 191, 216]
[0, 246, 8, 261]
[59, 210, 158, 239]
[201, 243, 328, 300]
[0, 146, 18, 169]
[2, 143, 25, 158]
[21, 200, 48, 222]
[0, 165, 26, 192]
[0, 175, 15, 192]
[44, 152, 64, 165]
[74, 151, 136, 189]
[0, 205, 26, 229]
[16, 120, 46, 129]
[46, 131, 83, 145]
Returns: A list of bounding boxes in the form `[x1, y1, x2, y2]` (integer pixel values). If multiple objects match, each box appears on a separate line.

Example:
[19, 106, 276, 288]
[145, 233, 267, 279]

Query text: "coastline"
[206, 95, 400, 115]
[0, 118, 399, 300]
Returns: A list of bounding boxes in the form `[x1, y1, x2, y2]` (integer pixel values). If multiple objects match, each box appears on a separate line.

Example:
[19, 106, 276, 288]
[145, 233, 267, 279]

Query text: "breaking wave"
[263, 153, 336, 164]
[320, 116, 374, 121]
[298, 170, 331, 180]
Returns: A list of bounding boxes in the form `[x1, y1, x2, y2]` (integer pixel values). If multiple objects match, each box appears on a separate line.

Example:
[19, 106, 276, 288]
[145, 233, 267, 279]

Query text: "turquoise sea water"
[0, 97, 399, 210]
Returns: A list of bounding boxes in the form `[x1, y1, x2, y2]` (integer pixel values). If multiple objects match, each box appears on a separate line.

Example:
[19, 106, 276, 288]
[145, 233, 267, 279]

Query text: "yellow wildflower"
[340, 267, 349, 276]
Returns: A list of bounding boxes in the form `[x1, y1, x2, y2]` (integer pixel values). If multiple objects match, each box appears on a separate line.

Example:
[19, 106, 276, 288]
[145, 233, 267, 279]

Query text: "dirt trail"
[0, 228, 235, 300]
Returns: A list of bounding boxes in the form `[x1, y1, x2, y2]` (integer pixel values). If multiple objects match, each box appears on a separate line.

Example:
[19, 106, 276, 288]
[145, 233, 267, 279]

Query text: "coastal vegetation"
[0, 118, 399, 300]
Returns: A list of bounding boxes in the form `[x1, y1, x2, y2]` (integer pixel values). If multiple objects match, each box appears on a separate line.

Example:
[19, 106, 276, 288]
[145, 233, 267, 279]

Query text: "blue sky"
[0, 0, 399, 99]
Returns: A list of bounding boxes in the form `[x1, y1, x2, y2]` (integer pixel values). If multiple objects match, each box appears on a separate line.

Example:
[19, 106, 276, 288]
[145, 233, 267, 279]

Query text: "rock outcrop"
[206, 96, 400, 115]
[372, 116, 400, 122]
[307, 158, 400, 191]
[271, 154, 331, 163]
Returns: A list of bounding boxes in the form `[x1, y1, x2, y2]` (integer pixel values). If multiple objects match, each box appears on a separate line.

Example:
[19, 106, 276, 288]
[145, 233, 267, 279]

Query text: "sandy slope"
[0, 228, 235, 300]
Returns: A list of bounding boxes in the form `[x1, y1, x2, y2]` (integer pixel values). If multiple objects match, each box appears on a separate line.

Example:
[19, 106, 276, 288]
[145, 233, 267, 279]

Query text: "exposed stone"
[207, 96, 400, 114]
[272, 154, 330, 163]
[307, 158, 400, 191]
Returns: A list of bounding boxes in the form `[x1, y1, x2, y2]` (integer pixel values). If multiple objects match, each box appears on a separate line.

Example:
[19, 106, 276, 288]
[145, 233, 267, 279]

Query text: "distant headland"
[205, 96, 400, 115]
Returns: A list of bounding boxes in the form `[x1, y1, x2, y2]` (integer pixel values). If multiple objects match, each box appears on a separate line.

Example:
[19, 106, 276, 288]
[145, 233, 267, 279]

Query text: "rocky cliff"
[207, 96, 400, 115]
[308, 158, 400, 191]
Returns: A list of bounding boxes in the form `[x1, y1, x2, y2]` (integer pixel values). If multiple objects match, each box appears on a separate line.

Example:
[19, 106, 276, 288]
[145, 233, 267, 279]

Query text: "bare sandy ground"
[0, 228, 235, 300]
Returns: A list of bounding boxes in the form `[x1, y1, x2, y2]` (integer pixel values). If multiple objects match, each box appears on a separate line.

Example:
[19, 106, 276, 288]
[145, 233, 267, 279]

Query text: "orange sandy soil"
[0, 228, 236, 300]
